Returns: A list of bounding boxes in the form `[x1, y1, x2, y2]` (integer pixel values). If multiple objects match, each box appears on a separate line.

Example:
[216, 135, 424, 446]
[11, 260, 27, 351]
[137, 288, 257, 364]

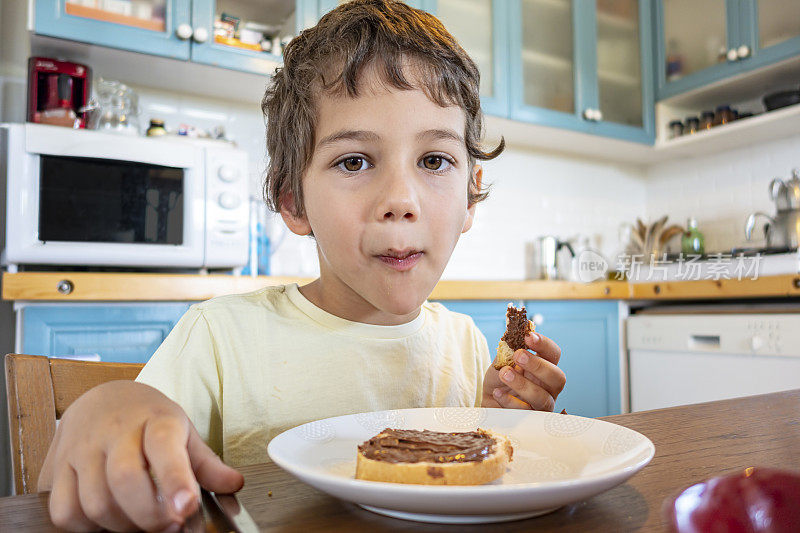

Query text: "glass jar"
[146, 119, 166, 136]
[699, 111, 715, 130]
[714, 105, 734, 126]
[685, 116, 699, 134]
[668, 120, 684, 139]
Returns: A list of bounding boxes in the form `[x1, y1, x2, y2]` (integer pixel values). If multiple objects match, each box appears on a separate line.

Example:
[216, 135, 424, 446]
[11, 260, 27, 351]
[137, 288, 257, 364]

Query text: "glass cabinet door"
[190, 0, 300, 75]
[757, 0, 800, 50]
[63, 0, 169, 32]
[434, 0, 507, 115]
[35, 0, 192, 59]
[661, 0, 729, 82]
[595, 0, 642, 127]
[519, 0, 575, 116]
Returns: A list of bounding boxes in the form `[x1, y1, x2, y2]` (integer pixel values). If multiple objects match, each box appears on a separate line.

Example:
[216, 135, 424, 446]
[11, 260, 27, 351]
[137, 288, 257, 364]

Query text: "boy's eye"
[339, 157, 368, 172]
[420, 155, 452, 172]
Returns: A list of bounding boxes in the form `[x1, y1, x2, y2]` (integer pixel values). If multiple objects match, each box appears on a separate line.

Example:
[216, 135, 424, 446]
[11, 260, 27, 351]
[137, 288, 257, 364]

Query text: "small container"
[681, 218, 705, 255]
[713, 105, 734, 126]
[699, 111, 715, 130]
[146, 119, 166, 137]
[668, 120, 684, 139]
[685, 116, 699, 134]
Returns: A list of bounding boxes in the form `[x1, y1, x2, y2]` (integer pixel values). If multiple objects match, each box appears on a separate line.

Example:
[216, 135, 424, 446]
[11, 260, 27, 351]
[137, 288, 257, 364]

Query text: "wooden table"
[2, 390, 799, 531]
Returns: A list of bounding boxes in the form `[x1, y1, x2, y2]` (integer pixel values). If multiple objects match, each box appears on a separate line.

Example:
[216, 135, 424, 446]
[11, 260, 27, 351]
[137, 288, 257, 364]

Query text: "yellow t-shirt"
[136, 283, 491, 466]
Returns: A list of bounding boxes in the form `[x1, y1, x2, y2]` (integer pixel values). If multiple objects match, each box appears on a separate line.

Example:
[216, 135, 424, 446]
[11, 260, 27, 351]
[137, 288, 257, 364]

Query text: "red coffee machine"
[27, 57, 90, 128]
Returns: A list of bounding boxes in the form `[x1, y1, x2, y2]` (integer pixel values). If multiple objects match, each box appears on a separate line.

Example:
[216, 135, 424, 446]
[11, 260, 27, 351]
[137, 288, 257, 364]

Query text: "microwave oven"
[0, 123, 249, 270]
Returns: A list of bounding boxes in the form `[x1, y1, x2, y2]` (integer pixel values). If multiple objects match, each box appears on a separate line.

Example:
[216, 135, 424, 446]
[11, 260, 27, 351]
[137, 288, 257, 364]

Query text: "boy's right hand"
[37, 381, 244, 532]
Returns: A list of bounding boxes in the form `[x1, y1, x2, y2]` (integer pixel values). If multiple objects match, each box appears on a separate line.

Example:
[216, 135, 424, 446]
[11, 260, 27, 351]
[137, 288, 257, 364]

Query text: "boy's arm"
[136, 305, 224, 456]
[37, 381, 243, 532]
[38, 305, 239, 532]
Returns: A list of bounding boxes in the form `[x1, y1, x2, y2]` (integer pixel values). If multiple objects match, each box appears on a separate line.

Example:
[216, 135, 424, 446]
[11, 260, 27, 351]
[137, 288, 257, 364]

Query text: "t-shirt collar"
[285, 283, 426, 339]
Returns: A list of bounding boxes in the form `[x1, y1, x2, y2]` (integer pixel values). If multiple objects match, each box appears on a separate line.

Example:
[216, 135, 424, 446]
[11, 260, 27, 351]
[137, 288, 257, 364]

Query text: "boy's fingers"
[188, 425, 245, 494]
[513, 350, 567, 398]
[106, 435, 176, 531]
[48, 465, 96, 532]
[498, 366, 556, 412]
[75, 454, 137, 532]
[525, 333, 562, 365]
[491, 387, 533, 410]
[142, 415, 200, 522]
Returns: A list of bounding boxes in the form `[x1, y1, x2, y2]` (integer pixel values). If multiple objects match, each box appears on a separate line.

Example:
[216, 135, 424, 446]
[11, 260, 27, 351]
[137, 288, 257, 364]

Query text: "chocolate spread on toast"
[358, 429, 495, 464]
[501, 306, 530, 351]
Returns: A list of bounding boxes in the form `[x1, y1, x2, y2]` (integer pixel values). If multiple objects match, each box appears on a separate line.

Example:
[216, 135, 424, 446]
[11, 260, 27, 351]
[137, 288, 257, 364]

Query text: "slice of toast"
[493, 304, 534, 370]
[355, 428, 513, 485]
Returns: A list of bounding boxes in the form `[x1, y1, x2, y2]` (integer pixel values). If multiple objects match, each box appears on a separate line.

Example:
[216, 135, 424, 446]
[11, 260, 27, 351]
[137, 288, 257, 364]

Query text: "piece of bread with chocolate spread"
[494, 304, 535, 370]
[355, 428, 513, 485]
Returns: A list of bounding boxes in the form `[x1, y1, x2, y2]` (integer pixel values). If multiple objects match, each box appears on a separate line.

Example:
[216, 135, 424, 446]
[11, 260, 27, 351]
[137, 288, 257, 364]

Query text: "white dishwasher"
[627, 312, 800, 411]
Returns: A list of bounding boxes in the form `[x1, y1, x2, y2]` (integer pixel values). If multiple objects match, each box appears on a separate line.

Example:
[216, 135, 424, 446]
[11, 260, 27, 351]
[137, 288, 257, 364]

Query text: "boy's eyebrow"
[315, 129, 465, 150]
[316, 130, 380, 150]
[416, 128, 465, 145]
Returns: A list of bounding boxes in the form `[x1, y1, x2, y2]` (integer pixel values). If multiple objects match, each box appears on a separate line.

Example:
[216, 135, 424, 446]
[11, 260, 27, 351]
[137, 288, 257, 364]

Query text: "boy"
[38, 1, 566, 531]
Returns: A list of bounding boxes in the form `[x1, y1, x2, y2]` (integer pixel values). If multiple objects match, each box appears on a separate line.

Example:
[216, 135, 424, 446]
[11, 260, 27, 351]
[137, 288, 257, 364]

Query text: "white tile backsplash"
[646, 134, 800, 252]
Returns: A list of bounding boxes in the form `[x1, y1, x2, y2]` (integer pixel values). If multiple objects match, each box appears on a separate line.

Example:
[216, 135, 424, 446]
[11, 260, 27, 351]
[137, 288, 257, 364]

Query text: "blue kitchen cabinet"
[656, 0, 800, 101]
[35, 0, 314, 75]
[509, 0, 655, 144]
[189, 0, 315, 74]
[20, 303, 191, 364]
[439, 300, 622, 418]
[35, 0, 192, 60]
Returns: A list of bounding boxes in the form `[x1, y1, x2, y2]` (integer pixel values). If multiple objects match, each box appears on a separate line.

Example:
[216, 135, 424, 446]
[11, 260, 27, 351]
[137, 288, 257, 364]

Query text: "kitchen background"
[2, 0, 800, 497]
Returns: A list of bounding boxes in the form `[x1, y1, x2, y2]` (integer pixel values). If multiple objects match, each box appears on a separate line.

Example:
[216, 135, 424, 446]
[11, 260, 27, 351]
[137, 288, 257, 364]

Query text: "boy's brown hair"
[262, 0, 504, 217]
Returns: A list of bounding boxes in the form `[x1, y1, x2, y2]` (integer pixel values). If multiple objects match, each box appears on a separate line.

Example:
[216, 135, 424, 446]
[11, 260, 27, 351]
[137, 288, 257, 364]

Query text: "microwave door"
[34, 156, 204, 267]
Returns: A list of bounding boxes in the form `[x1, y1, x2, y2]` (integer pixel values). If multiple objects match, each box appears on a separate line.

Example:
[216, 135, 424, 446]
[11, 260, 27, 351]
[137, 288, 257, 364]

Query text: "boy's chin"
[369, 288, 430, 318]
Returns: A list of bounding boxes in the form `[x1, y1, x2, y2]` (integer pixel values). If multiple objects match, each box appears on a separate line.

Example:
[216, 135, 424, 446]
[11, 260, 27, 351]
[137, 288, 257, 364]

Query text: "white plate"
[267, 408, 655, 524]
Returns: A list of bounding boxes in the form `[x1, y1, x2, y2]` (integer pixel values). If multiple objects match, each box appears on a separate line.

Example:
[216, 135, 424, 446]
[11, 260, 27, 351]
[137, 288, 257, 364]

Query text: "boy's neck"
[298, 279, 422, 326]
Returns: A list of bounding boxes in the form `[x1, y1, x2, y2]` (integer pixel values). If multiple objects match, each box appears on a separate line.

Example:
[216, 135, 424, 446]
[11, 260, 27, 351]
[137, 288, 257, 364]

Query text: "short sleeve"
[136, 305, 224, 455]
[471, 323, 491, 407]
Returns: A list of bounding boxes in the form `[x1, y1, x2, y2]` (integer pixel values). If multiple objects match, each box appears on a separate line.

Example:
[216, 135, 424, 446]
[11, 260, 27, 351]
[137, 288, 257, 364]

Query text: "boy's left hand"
[482, 332, 566, 412]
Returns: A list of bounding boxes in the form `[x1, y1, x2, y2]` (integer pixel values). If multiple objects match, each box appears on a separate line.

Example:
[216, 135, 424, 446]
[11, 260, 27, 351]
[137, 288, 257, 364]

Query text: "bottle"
[685, 116, 699, 134]
[681, 218, 705, 255]
[713, 105, 734, 126]
[668, 120, 684, 139]
[699, 111, 715, 130]
[146, 119, 167, 136]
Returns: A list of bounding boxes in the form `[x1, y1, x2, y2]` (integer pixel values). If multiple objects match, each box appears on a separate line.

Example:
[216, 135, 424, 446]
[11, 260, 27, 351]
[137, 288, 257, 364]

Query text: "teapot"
[745, 169, 800, 249]
[769, 168, 800, 211]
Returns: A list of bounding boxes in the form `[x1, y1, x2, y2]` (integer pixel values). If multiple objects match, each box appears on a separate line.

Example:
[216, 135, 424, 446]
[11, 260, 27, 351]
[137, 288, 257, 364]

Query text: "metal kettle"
[769, 169, 800, 211]
[745, 169, 800, 249]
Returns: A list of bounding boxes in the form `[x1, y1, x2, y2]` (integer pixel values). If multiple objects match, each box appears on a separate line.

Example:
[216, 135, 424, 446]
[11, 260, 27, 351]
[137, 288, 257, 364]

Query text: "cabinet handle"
[582, 109, 602, 122]
[176, 23, 193, 40]
[193, 27, 209, 43]
[726, 48, 738, 61]
[737, 45, 751, 59]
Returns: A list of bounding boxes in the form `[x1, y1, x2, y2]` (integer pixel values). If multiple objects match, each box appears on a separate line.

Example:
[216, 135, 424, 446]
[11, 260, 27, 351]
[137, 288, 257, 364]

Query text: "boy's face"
[281, 69, 480, 325]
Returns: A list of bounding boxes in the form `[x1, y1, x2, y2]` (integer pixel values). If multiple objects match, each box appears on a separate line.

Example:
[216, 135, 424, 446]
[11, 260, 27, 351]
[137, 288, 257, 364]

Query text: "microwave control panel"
[204, 146, 249, 268]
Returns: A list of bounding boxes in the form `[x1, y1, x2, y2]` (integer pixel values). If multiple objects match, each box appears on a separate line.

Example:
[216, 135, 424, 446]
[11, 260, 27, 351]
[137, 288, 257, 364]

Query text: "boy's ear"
[461, 164, 482, 234]
[279, 189, 313, 236]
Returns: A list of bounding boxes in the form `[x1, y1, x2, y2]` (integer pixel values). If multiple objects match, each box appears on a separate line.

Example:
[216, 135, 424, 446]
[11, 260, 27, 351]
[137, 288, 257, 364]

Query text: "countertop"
[3, 272, 800, 301]
[3, 390, 799, 531]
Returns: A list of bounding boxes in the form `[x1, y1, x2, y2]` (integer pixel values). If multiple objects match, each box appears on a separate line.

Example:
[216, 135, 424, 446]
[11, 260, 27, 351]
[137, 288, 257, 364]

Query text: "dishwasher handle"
[689, 334, 721, 350]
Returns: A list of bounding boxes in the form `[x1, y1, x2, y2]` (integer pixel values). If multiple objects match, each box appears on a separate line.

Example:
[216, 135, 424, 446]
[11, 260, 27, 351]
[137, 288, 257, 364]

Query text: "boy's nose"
[375, 172, 420, 222]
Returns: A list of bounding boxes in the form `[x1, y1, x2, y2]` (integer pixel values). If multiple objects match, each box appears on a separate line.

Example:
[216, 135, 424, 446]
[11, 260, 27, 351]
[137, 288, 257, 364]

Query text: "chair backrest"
[5, 353, 144, 494]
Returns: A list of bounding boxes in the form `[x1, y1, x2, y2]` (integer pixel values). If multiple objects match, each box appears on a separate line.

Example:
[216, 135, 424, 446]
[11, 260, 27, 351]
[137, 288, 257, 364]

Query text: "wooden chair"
[4, 353, 144, 494]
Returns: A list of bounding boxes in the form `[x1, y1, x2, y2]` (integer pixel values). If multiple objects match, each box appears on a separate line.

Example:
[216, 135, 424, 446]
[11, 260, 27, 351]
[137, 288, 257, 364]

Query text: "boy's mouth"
[376, 248, 423, 271]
